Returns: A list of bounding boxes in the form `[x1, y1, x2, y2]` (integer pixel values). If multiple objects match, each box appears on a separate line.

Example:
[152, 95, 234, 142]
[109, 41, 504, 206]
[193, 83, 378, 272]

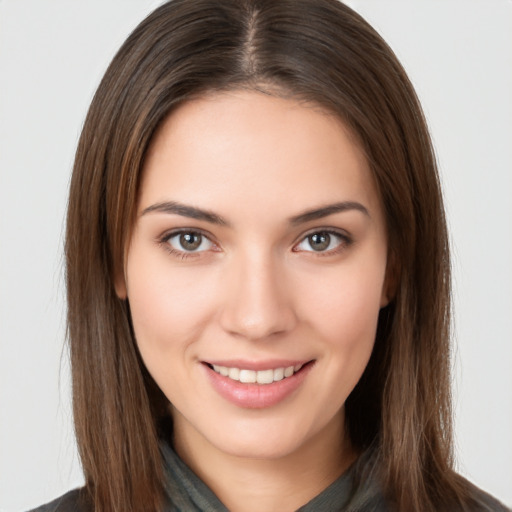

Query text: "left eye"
[166, 231, 214, 252]
[294, 231, 346, 252]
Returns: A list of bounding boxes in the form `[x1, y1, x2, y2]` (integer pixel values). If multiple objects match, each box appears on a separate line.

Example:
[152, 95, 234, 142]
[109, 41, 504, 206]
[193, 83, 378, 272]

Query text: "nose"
[219, 251, 297, 341]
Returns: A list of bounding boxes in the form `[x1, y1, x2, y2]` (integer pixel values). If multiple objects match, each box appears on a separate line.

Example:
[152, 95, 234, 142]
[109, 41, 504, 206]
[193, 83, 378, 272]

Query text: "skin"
[117, 90, 390, 512]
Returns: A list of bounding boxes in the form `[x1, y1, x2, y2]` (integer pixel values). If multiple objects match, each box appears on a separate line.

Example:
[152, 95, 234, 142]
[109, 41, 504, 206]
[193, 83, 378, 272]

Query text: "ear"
[114, 270, 128, 300]
[380, 251, 398, 308]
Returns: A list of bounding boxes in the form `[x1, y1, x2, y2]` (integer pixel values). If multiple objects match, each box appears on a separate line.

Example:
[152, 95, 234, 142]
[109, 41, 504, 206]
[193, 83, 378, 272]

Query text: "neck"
[173, 411, 356, 512]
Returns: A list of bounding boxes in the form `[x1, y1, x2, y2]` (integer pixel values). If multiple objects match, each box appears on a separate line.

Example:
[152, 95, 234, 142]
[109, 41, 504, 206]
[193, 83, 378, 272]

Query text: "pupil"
[309, 233, 330, 251]
[180, 233, 201, 250]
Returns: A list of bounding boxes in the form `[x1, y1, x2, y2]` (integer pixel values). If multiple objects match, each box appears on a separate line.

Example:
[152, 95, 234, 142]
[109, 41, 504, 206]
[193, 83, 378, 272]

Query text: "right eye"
[164, 231, 215, 253]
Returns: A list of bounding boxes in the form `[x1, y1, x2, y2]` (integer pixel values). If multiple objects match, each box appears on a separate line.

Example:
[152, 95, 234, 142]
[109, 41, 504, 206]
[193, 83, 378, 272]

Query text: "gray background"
[1, 1, 511, 510]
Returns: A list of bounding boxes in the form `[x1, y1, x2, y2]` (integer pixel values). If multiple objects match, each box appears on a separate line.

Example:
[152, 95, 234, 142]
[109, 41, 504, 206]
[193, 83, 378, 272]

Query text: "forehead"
[140, 90, 382, 223]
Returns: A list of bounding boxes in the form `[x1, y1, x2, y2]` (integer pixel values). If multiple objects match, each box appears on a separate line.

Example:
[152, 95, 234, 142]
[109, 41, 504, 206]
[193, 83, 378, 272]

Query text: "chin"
[215, 435, 302, 460]
[202, 415, 323, 461]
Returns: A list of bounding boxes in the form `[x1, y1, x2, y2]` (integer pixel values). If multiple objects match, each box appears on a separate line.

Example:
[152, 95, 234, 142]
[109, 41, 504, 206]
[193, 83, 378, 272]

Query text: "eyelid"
[292, 228, 352, 254]
[157, 226, 351, 258]
[158, 228, 220, 256]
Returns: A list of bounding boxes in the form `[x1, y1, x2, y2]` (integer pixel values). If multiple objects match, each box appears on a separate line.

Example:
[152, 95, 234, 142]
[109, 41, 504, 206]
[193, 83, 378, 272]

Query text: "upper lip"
[203, 359, 313, 371]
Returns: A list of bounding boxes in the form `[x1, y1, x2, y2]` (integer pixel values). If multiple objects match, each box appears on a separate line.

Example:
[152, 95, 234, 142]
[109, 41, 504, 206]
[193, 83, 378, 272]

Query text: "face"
[118, 91, 390, 462]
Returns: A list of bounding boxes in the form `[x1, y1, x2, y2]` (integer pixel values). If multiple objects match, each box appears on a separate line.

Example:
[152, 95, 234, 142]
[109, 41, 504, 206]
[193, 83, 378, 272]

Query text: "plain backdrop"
[0, 1, 511, 511]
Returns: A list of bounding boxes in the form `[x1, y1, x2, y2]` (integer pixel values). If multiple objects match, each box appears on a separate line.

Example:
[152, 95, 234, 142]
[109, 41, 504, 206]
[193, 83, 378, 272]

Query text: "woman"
[30, 0, 509, 511]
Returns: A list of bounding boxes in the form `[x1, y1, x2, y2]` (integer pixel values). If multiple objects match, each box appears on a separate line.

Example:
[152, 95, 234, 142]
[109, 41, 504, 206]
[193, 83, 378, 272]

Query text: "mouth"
[202, 360, 315, 409]
[205, 362, 306, 384]
[202, 359, 315, 409]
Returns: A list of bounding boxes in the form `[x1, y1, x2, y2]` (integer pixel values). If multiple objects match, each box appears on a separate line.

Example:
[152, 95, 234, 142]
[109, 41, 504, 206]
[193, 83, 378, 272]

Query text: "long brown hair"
[66, 1, 475, 510]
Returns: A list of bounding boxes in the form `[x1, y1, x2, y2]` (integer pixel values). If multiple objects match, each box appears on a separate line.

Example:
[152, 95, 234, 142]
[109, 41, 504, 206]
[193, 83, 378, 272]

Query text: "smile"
[211, 364, 304, 384]
[204, 360, 314, 408]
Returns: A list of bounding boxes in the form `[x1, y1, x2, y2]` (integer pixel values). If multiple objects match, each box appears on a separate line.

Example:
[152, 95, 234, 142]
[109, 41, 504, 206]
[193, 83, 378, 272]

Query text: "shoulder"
[27, 488, 92, 512]
[465, 483, 511, 512]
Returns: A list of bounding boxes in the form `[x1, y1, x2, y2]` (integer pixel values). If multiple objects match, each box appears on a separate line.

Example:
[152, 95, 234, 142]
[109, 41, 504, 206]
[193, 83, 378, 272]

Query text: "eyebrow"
[288, 201, 369, 225]
[141, 201, 230, 226]
[140, 200, 369, 226]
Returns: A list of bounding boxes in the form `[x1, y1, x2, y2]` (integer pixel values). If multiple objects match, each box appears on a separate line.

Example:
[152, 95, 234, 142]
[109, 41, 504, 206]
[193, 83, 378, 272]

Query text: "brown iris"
[180, 232, 202, 251]
[308, 232, 331, 251]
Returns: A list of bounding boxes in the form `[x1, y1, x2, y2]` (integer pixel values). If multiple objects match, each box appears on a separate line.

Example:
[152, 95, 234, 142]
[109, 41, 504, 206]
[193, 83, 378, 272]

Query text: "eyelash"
[159, 229, 218, 260]
[158, 228, 352, 260]
[293, 229, 352, 256]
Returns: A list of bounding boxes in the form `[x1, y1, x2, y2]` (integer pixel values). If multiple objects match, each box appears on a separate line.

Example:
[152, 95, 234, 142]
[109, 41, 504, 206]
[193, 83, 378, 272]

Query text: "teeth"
[211, 364, 304, 384]
[273, 367, 284, 381]
[228, 367, 240, 380]
[239, 369, 256, 383]
[256, 369, 274, 384]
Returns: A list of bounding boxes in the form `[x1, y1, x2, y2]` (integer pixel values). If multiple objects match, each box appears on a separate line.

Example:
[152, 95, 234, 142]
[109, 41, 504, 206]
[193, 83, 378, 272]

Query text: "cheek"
[299, 258, 386, 345]
[126, 249, 218, 359]
[296, 255, 386, 404]
[126, 255, 221, 408]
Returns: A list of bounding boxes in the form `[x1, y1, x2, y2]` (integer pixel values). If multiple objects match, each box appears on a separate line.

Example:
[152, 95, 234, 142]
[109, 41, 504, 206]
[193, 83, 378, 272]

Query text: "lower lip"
[203, 362, 313, 409]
